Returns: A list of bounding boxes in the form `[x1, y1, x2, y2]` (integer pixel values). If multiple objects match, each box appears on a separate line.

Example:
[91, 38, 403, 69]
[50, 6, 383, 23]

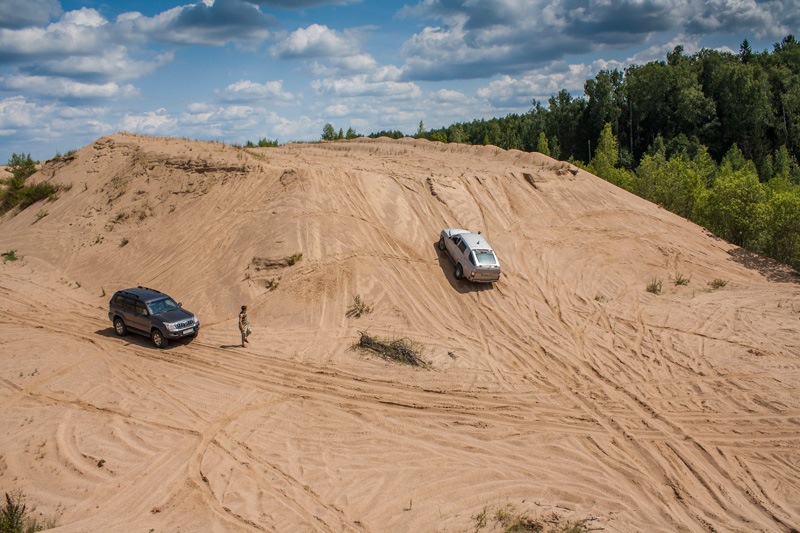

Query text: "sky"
[1, 0, 799, 162]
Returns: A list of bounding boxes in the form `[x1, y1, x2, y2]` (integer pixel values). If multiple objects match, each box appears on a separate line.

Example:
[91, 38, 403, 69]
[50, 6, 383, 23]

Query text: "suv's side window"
[114, 295, 135, 311]
[134, 301, 147, 316]
[458, 240, 468, 253]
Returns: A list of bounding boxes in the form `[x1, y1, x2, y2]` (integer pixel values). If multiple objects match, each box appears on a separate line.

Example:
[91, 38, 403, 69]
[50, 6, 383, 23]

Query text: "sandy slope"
[1, 133, 799, 532]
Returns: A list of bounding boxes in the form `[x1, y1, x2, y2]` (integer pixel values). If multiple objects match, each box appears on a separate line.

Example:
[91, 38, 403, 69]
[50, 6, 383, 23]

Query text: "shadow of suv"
[108, 286, 199, 348]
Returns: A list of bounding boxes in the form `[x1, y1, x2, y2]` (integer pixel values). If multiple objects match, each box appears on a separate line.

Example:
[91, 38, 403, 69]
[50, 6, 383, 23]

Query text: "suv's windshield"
[147, 297, 180, 315]
[474, 250, 497, 265]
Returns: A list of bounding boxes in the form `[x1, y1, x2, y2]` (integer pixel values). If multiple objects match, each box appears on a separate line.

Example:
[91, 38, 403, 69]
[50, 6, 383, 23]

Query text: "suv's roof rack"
[137, 285, 162, 294]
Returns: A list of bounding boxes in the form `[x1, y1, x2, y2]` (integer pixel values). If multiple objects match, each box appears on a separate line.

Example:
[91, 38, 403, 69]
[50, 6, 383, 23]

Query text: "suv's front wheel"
[151, 328, 169, 349]
[113, 317, 127, 336]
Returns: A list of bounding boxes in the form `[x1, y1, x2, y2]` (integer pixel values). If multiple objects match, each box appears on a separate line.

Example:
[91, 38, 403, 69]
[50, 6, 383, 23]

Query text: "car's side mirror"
[177, 302, 182, 307]
[140, 309, 148, 316]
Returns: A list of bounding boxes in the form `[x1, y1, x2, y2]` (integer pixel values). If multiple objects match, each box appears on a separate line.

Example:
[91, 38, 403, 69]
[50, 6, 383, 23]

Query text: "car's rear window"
[475, 250, 497, 265]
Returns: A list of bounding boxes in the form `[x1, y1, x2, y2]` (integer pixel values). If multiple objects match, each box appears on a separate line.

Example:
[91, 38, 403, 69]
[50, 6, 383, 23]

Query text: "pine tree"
[536, 132, 550, 156]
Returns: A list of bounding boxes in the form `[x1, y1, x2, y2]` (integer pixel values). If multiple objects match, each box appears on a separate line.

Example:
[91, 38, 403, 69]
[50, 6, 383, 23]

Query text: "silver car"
[438, 228, 502, 283]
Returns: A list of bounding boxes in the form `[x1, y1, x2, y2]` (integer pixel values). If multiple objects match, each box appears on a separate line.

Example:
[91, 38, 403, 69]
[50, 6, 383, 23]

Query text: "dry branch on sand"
[354, 332, 427, 367]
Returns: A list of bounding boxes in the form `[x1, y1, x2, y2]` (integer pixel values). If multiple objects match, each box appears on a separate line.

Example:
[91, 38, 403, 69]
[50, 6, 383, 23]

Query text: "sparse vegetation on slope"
[346, 294, 373, 318]
[674, 273, 691, 285]
[1, 490, 55, 532]
[1, 153, 63, 214]
[1, 250, 19, 262]
[646, 278, 663, 295]
[474, 504, 594, 533]
[287, 252, 303, 266]
[709, 278, 728, 289]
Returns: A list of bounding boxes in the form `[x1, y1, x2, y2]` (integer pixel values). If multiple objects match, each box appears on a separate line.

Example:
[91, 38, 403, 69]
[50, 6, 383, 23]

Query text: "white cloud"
[311, 75, 421, 98]
[119, 109, 178, 135]
[115, 0, 275, 46]
[324, 103, 349, 117]
[0, 8, 108, 59]
[686, 0, 799, 38]
[328, 53, 379, 73]
[431, 88, 469, 103]
[0, 0, 61, 29]
[26, 48, 173, 82]
[0, 96, 50, 130]
[61, 6, 106, 28]
[270, 23, 390, 81]
[397, 0, 800, 81]
[0, 95, 111, 155]
[270, 24, 353, 59]
[254, 0, 362, 7]
[476, 63, 598, 108]
[3, 75, 139, 100]
[218, 79, 296, 103]
[399, 16, 515, 80]
[176, 103, 317, 141]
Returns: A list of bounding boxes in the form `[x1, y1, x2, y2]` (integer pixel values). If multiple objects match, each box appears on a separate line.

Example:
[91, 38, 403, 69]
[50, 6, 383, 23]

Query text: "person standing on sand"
[239, 305, 251, 347]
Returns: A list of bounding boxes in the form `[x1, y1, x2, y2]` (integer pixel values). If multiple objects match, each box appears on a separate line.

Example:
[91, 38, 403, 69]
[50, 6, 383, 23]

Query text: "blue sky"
[1, 0, 798, 161]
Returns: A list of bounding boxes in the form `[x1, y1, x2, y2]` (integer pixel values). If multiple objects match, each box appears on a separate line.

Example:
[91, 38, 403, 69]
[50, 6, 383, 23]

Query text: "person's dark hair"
[241, 305, 247, 311]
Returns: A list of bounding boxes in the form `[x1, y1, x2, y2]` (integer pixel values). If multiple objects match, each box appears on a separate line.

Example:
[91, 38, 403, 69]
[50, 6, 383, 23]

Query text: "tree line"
[420, 36, 800, 175]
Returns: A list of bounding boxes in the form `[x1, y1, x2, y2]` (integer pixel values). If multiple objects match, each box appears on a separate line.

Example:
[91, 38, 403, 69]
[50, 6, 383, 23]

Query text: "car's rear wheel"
[454, 263, 463, 279]
[113, 317, 127, 336]
[151, 329, 168, 349]
[438, 237, 445, 251]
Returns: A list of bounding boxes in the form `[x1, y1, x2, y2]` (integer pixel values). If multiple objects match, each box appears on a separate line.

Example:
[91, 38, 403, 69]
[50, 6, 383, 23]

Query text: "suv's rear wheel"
[438, 237, 445, 251]
[151, 329, 168, 349]
[454, 263, 463, 279]
[113, 317, 127, 336]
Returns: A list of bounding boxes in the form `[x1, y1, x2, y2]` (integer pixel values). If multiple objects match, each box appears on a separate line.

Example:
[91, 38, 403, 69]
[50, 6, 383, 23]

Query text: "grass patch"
[709, 278, 728, 289]
[35, 210, 48, 221]
[475, 504, 594, 533]
[265, 277, 280, 291]
[1, 489, 56, 532]
[646, 278, 662, 295]
[674, 273, 691, 286]
[1, 182, 59, 213]
[51, 149, 76, 162]
[354, 332, 427, 367]
[19, 183, 57, 208]
[346, 294, 373, 318]
[287, 252, 303, 266]
[1, 250, 19, 262]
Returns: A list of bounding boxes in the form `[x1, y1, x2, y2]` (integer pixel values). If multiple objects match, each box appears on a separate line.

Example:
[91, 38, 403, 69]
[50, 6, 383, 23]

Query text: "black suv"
[108, 286, 199, 348]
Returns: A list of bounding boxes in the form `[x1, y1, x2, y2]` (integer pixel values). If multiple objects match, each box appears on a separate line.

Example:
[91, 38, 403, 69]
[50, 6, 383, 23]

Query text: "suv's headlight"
[165, 322, 179, 332]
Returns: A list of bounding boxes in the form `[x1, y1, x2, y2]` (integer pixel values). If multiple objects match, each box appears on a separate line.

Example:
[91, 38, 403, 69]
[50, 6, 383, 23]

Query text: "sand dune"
[1, 133, 799, 531]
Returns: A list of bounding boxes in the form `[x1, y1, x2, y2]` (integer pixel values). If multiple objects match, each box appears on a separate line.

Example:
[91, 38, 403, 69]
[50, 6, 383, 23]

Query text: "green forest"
[370, 36, 800, 272]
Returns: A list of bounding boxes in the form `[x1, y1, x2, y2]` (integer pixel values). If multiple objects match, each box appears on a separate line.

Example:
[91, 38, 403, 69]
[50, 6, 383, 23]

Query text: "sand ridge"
[1, 133, 799, 531]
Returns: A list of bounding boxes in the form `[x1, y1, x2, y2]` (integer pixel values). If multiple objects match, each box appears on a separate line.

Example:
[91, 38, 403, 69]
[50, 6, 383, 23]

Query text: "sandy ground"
[1, 134, 799, 532]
